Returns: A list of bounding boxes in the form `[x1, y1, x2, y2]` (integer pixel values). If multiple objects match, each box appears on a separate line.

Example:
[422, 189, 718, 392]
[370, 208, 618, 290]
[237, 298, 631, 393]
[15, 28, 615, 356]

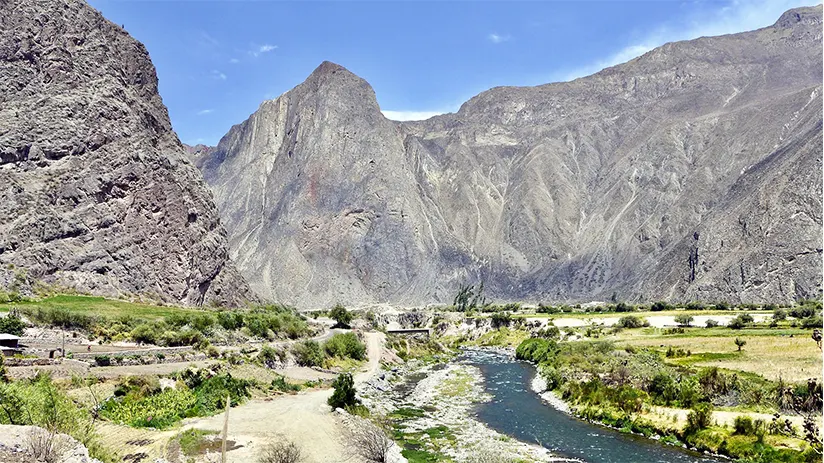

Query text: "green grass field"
[0, 295, 202, 319]
[510, 309, 767, 319]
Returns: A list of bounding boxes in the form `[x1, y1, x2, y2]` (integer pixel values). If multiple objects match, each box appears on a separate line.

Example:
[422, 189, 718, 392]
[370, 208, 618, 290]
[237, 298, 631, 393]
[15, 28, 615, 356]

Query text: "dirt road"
[182, 331, 385, 462]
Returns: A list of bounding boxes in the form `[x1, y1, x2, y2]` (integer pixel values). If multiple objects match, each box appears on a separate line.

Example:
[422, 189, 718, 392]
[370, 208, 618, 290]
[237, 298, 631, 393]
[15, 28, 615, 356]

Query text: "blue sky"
[88, 0, 817, 146]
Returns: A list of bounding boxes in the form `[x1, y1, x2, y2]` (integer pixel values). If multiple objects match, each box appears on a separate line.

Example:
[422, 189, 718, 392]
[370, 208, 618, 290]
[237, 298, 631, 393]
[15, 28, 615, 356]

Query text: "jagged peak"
[774, 4, 822, 28]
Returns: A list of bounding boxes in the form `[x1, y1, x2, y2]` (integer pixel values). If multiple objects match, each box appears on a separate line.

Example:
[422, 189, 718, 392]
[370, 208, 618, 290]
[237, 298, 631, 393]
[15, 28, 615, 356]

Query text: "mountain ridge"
[199, 5, 822, 308]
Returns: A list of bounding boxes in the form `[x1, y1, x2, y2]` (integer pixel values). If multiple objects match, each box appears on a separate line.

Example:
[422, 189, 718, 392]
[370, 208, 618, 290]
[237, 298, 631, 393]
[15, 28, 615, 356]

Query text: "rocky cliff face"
[199, 6, 823, 309]
[0, 0, 254, 306]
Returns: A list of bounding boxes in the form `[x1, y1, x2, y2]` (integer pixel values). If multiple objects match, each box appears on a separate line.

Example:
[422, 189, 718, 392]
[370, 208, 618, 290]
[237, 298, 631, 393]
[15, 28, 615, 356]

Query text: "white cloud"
[381, 110, 446, 121]
[249, 44, 278, 57]
[551, 0, 814, 82]
[229, 58, 240, 64]
[196, 109, 214, 116]
[488, 33, 511, 44]
[210, 70, 227, 80]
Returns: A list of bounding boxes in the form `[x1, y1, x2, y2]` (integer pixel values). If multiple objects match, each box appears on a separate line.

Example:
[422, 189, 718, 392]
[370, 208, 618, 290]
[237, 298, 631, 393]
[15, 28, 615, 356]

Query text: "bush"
[773, 308, 787, 321]
[257, 345, 286, 368]
[490, 311, 512, 329]
[685, 402, 713, 434]
[293, 340, 324, 367]
[728, 317, 746, 330]
[801, 315, 822, 329]
[515, 338, 558, 363]
[705, 319, 718, 328]
[324, 333, 366, 361]
[328, 373, 359, 410]
[0, 314, 26, 336]
[734, 416, 755, 435]
[674, 314, 694, 327]
[651, 301, 671, 312]
[258, 438, 304, 463]
[618, 315, 646, 328]
[330, 304, 353, 328]
[614, 302, 634, 312]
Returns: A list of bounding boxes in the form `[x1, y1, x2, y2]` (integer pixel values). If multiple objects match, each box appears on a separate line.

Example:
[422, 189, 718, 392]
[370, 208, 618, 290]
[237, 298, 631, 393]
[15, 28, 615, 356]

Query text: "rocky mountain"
[0, 0, 254, 306]
[199, 6, 823, 309]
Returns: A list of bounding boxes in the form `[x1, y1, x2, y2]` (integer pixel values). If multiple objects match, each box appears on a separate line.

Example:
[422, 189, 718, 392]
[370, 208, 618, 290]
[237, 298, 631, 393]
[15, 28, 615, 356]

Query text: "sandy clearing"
[181, 332, 384, 463]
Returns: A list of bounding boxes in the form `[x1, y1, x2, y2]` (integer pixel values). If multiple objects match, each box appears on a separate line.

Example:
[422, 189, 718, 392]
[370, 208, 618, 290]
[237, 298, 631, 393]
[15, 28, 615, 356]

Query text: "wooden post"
[221, 395, 230, 463]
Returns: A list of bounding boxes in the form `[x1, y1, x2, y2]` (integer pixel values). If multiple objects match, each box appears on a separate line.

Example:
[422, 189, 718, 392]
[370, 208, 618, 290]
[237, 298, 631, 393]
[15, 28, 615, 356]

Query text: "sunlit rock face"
[0, 0, 255, 306]
[199, 7, 823, 309]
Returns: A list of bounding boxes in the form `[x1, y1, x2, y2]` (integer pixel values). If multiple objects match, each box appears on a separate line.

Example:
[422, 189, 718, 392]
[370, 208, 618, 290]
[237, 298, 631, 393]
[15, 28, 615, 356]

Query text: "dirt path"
[182, 332, 384, 463]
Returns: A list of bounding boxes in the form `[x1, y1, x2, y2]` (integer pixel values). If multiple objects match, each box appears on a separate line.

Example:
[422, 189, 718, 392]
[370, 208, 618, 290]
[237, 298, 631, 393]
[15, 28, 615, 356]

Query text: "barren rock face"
[203, 7, 822, 308]
[0, 0, 254, 306]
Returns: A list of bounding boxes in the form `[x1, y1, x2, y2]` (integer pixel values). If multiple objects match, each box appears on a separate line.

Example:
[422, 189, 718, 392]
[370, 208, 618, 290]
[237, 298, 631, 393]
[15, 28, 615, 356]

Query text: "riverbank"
[359, 354, 575, 462]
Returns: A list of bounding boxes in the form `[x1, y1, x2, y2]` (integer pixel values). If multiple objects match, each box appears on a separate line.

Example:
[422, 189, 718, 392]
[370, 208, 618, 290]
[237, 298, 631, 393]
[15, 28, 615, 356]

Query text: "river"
[460, 349, 725, 463]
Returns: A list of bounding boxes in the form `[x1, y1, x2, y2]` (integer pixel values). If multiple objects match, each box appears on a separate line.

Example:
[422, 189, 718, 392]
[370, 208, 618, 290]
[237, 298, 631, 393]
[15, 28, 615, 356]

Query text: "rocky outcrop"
[199, 6, 823, 308]
[0, 0, 254, 306]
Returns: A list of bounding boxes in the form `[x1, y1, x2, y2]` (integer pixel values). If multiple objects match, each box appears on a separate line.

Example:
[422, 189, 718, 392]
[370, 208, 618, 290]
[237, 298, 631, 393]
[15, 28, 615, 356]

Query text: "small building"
[0, 333, 21, 356]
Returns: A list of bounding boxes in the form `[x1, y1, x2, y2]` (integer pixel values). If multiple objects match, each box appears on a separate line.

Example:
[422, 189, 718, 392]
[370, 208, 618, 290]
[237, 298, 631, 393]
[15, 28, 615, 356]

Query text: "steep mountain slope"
[199, 6, 822, 308]
[0, 0, 254, 306]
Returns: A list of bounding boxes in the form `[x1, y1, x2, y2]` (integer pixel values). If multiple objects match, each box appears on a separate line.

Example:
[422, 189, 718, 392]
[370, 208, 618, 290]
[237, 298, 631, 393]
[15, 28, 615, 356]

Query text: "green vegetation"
[0, 312, 25, 336]
[324, 332, 366, 360]
[99, 367, 252, 429]
[516, 337, 822, 461]
[8, 295, 309, 347]
[0, 373, 115, 461]
[329, 303, 353, 328]
[328, 373, 359, 411]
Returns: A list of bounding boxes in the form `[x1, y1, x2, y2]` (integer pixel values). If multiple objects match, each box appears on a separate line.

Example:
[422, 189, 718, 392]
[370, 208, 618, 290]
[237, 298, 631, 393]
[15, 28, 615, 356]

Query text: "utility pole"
[62, 329, 65, 358]
[221, 395, 230, 463]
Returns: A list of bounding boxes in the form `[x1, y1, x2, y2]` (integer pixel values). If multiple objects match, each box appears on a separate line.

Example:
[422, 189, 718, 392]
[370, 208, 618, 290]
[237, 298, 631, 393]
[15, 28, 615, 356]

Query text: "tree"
[453, 282, 485, 312]
[650, 301, 671, 312]
[734, 337, 746, 351]
[813, 329, 822, 350]
[773, 307, 787, 321]
[705, 319, 718, 328]
[0, 313, 25, 337]
[329, 304, 353, 328]
[685, 402, 713, 434]
[328, 373, 359, 410]
[618, 315, 646, 328]
[674, 314, 694, 327]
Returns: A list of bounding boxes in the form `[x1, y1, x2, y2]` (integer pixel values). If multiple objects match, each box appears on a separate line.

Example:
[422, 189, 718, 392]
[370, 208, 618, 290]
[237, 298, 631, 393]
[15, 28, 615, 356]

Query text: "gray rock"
[215, 7, 818, 307]
[0, 0, 255, 306]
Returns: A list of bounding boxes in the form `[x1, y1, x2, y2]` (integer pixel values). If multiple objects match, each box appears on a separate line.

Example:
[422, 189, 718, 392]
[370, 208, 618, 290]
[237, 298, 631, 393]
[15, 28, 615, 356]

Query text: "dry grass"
[618, 330, 822, 381]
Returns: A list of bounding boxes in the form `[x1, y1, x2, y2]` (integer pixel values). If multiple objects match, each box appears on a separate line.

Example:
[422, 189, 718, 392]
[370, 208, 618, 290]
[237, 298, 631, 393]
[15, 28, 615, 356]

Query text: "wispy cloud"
[196, 109, 214, 116]
[551, 0, 813, 82]
[229, 58, 240, 64]
[488, 33, 511, 44]
[381, 110, 447, 121]
[199, 31, 219, 48]
[210, 70, 227, 80]
[249, 44, 278, 57]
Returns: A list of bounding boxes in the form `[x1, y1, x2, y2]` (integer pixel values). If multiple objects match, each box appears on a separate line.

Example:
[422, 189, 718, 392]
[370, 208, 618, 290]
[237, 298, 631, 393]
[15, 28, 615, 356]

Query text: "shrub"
[685, 402, 713, 434]
[328, 373, 359, 410]
[618, 315, 646, 328]
[257, 345, 286, 368]
[614, 302, 634, 312]
[728, 317, 746, 330]
[0, 314, 26, 336]
[217, 311, 244, 330]
[490, 311, 512, 329]
[686, 301, 706, 311]
[330, 304, 353, 328]
[773, 308, 787, 321]
[801, 315, 822, 329]
[734, 415, 755, 435]
[293, 340, 324, 367]
[94, 355, 111, 366]
[130, 323, 160, 345]
[650, 301, 671, 312]
[324, 333, 366, 361]
[714, 302, 730, 311]
[705, 319, 718, 328]
[258, 438, 304, 463]
[515, 338, 558, 363]
[674, 314, 694, 327]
